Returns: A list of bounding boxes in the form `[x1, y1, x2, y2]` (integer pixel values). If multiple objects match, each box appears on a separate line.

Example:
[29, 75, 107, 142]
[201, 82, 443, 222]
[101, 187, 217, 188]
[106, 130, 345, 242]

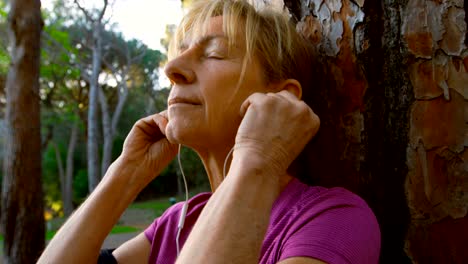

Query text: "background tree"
[0, 2, 8, 180]
[1, 0, 45, 262]
[36, 0, 173, 210]
[73, 0, 110, 192]
[40, 7, 87, 216]
[99, 34, 160, 176]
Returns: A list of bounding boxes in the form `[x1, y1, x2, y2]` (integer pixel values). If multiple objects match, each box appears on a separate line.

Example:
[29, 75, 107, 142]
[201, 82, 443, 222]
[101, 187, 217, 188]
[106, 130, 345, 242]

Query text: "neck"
[196, 145, 233, 191]
[195, 145, 294, 194]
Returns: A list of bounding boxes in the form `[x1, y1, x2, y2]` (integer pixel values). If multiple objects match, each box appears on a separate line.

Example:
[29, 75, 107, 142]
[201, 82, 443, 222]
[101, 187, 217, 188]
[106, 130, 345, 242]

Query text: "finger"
[240, 92, 267, 117]
[239, 99, 251, 117]
[159, 110, 168, 120]
[133, 115, 163, 138]
[152, 114, 169, 136]
[276, 90, 300, 101]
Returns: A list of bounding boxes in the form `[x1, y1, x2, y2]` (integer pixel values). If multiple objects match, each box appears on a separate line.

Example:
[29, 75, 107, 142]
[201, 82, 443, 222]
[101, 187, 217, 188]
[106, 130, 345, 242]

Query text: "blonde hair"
[168, 0, 318, 91]
[170, 0, 329, 179]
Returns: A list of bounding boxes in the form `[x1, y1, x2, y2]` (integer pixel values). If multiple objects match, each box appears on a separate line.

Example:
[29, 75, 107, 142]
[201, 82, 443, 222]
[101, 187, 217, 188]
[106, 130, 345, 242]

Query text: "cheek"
[204, 99, 243, 140]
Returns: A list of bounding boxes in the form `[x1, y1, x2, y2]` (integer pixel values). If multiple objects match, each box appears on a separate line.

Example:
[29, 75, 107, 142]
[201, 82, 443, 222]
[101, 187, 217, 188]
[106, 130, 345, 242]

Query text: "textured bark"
[1, 0, 45, 262]
[270, 0, 467, 263]
[402, 0, 467, 262]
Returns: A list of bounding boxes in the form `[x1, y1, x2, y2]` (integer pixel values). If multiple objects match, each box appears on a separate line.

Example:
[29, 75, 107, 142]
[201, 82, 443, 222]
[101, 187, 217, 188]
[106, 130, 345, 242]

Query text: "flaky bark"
[1, 0, 45, 262]
[276, 0, 466, 263]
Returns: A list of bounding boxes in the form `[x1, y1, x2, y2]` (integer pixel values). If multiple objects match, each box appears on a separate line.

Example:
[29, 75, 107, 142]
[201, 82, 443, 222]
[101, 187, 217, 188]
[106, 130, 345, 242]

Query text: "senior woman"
[38, 0, 380, 263]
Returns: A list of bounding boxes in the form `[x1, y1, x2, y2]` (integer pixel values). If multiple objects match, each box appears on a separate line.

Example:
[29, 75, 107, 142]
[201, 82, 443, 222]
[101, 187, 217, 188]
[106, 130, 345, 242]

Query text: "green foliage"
[0, 49, 8, 73]
[42, 144, 62, 203]
[0, 1, 7, 20]
[178, 147, 209, 188]
[0, 2, 8, 75]
[34, 0, 208, 217]
[73, 169, 88, 203]
[0, 8, 6, 19]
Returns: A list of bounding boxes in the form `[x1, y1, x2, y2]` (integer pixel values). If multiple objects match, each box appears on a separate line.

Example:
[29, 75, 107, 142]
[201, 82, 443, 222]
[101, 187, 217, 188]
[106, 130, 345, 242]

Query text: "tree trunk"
[87, 22, 102, 192]
[102, 83, 129, 176]
[64, 120, 79, 216]
[275, 0, 467, 263]
[51, 142, 66, 212]
[1, 0, 45, 262]
[99, 86, 113, 177]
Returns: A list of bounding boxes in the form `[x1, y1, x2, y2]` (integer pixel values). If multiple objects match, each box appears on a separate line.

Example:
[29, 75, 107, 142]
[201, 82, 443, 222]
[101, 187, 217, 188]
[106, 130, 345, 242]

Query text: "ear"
[275, 79, 302, 100]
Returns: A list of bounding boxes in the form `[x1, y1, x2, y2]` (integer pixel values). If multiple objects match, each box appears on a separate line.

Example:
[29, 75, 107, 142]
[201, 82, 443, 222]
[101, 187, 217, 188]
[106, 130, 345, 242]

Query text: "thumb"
[240, 94, 257, 117]
[152, 112, 169, 136]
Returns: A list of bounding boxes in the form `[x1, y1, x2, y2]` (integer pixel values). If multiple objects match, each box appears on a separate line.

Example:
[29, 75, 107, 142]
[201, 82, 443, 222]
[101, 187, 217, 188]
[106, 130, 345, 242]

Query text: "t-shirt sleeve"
[279, 189, 381, 264]
[144, 217, 159, 242]
[143, 201, 184, 242]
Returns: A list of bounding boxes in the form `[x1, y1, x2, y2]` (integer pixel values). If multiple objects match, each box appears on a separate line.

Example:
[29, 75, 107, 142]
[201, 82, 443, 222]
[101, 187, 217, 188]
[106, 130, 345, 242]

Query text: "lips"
[168, 97, 201, 106]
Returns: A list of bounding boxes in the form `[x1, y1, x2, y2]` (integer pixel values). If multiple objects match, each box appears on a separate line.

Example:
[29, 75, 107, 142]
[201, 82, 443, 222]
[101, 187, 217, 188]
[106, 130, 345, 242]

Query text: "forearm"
[38, 157, 150, 264]
[177, 155, 283, 264]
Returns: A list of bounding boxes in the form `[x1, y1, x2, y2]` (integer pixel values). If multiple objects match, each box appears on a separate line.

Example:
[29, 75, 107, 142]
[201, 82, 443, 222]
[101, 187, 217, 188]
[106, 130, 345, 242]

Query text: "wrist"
[228, 150, 286, 195]
[105, 157, 155, 192]
[231, 142, 289, 178]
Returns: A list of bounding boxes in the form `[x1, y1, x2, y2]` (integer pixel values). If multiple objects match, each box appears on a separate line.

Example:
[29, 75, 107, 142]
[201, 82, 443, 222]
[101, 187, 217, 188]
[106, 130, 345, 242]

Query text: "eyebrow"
[178, 34, 228, 51]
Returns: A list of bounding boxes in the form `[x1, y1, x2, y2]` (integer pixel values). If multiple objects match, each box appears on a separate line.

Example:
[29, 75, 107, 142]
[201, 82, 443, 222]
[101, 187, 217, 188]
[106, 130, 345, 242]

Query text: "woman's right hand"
[117, 111, 178, 182]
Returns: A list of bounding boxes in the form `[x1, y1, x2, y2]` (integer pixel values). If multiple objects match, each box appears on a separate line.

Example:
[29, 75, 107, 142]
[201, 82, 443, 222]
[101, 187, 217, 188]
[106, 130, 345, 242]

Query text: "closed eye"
[204, 52, 225, 59]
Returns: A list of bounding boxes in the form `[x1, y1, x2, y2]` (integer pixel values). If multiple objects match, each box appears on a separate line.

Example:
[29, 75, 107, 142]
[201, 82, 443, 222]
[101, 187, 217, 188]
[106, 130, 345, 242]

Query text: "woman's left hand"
[235, 90, 320, 177]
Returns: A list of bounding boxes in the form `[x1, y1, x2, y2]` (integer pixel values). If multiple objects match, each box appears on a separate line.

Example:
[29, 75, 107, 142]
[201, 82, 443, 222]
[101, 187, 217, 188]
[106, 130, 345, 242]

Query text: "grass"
[0, 225, 141, 242]
[0, 195, 198, 242]
[110, 225, 140, 234]
[129, 197, 174, 217]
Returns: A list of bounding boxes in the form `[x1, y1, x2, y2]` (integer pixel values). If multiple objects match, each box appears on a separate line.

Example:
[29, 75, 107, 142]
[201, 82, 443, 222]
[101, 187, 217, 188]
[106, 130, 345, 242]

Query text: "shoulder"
[143, 192, 212, 263]
[274, 181, 381, 264]
[164, 192, 212, 219]
[144, 192, 212, 240]
[301, 185, 373, 213]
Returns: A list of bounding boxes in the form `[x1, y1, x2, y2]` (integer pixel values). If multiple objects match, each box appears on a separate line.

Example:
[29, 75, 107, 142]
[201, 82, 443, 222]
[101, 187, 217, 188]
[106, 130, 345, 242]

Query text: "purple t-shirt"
[144, 179, 381, 264]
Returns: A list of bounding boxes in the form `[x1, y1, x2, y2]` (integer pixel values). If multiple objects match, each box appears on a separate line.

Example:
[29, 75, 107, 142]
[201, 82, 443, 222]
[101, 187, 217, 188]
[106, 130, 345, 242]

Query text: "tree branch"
[73, 0, 95, 22]
[97, 0, 109, 22]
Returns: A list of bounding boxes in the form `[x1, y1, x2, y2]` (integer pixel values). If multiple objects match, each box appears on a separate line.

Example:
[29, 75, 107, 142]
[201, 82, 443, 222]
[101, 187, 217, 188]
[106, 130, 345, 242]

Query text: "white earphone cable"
[223, 146, 235, 179]
[176, 144, 189, 256]
[175, 144, 235, 256]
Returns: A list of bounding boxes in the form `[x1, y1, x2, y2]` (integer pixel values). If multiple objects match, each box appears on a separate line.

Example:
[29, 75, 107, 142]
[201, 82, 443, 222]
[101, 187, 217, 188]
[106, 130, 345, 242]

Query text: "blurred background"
[0, 0, 209, 261]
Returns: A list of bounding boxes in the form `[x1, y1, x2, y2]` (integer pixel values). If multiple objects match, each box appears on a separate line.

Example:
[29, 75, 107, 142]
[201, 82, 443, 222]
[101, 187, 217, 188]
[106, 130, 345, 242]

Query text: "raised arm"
[38, 112, 178, 264]
[176, 90, 320, 264]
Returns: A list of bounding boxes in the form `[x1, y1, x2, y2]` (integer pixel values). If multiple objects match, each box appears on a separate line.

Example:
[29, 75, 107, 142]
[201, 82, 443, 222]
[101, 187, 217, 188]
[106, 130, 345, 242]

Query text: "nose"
[164, 55, 196, 85]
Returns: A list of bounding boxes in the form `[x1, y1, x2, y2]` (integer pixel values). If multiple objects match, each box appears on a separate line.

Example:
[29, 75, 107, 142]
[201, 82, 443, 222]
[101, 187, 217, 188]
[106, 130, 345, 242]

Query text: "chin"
[166, 120, 218, 154]
[165, 119, 197, 146]
[165, 121, 182, 145]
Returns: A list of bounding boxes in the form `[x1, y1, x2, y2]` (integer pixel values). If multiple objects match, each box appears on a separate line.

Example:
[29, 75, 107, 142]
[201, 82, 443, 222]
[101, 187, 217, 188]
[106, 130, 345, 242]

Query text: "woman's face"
[164, 16, 270, 151]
